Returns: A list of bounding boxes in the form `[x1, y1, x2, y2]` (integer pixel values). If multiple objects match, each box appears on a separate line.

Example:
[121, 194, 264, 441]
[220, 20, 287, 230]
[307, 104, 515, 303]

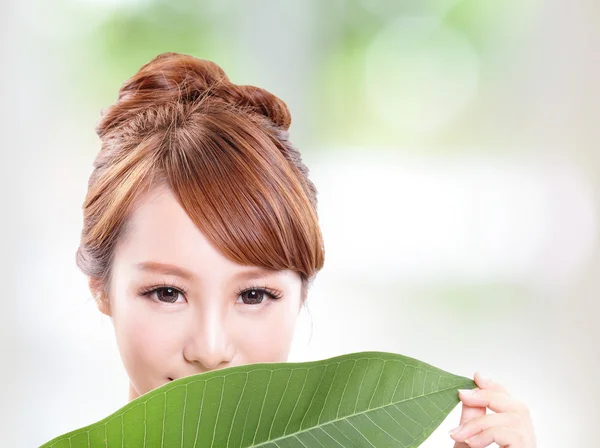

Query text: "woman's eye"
[151, 287, 185, 304]
[141, 286, 280, 305]
[239, 289, 266, 305]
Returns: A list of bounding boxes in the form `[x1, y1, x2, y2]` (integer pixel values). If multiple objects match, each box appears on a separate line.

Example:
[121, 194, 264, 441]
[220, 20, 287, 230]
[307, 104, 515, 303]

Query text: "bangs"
[162, 106, 324, 282]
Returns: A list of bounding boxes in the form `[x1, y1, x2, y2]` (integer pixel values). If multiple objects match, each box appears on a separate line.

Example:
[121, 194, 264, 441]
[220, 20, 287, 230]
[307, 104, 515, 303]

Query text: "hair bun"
[98, 52, 291, 137]
[232, 84, 291, 131]
[119, 52, 229, 103]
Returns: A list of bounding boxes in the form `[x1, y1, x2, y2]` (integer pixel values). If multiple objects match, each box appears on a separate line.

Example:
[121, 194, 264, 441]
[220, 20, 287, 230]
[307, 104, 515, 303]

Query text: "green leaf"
[41, 351, 475, 447]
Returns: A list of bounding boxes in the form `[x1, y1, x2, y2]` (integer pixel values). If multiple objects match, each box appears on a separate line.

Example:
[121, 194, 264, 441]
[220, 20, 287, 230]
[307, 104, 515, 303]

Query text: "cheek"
[112, 301, 182, 389]
[235, 300, 299, 362]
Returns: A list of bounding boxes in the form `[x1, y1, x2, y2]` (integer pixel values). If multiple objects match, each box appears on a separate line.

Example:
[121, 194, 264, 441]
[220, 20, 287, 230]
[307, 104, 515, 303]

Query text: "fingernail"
[458, 389, 475, 395]
[448, 424, 463, 435]
[478, 372, 492, 383]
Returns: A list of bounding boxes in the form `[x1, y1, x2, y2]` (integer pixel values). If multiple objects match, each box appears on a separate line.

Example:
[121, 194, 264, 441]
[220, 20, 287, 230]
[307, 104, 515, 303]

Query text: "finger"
[458, 388, 529, 415]
[452, 397, 486, 448]
[457, 388, 487, 425]
[449, 412, 518, 444]
[474, 372, 509, 394]
[462, 426, 526, 448]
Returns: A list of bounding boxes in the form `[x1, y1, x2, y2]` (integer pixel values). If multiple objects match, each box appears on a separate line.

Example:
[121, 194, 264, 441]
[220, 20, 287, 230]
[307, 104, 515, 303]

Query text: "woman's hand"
[449, 372, 536, 448]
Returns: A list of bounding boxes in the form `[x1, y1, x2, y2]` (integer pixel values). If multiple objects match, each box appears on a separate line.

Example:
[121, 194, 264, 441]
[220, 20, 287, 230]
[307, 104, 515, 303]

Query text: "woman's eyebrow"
[134, 261, 196, 281]
[133, 261, 278, 282]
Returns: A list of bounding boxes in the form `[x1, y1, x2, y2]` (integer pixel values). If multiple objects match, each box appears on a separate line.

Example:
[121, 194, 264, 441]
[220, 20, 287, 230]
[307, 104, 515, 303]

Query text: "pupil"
[244, 290, 263, 304]
[160, 288, 178, 303]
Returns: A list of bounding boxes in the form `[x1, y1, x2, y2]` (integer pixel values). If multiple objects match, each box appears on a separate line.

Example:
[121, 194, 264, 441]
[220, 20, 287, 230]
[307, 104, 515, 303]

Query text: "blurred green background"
[1, 0, 598, 446]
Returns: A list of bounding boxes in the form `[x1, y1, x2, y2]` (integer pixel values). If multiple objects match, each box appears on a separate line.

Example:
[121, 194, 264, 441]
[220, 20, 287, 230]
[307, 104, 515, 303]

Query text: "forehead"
[114, 186, 232, 270]
[112, 186, 300, 286]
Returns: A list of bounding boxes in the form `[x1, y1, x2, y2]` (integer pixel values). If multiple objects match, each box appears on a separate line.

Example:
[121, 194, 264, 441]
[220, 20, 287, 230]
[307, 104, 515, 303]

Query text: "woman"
[77, 52, 536, 447]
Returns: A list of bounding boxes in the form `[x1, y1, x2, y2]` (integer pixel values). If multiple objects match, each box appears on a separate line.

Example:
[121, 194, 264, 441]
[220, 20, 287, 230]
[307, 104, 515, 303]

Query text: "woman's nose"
[182, 307, 234, 371]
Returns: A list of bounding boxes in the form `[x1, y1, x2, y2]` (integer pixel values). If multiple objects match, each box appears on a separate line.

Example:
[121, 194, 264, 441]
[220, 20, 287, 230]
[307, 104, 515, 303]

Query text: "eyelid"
[138, 277, 189, 293]
[234, 283, 284, 300]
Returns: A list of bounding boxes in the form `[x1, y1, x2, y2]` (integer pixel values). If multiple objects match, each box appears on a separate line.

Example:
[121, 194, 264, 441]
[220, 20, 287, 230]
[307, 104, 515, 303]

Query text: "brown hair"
[77, 52, 324, 305]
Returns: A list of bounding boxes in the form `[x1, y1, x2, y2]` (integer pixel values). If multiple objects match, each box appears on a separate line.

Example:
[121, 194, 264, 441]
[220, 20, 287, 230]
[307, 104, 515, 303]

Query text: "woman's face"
[96, 186, 303, 401]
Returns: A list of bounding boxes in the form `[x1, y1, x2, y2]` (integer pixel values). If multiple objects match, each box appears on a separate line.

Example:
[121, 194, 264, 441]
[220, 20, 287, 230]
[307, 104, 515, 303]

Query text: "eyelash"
[235, 284, 284, 302]
[137, 281, 283, 305]
[138, 280, 189, 301]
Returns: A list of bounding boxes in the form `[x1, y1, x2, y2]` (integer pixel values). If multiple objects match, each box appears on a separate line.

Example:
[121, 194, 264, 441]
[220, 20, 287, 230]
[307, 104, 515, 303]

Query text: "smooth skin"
[450, 372, 537, 447]
[92, 185, 304, 402]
